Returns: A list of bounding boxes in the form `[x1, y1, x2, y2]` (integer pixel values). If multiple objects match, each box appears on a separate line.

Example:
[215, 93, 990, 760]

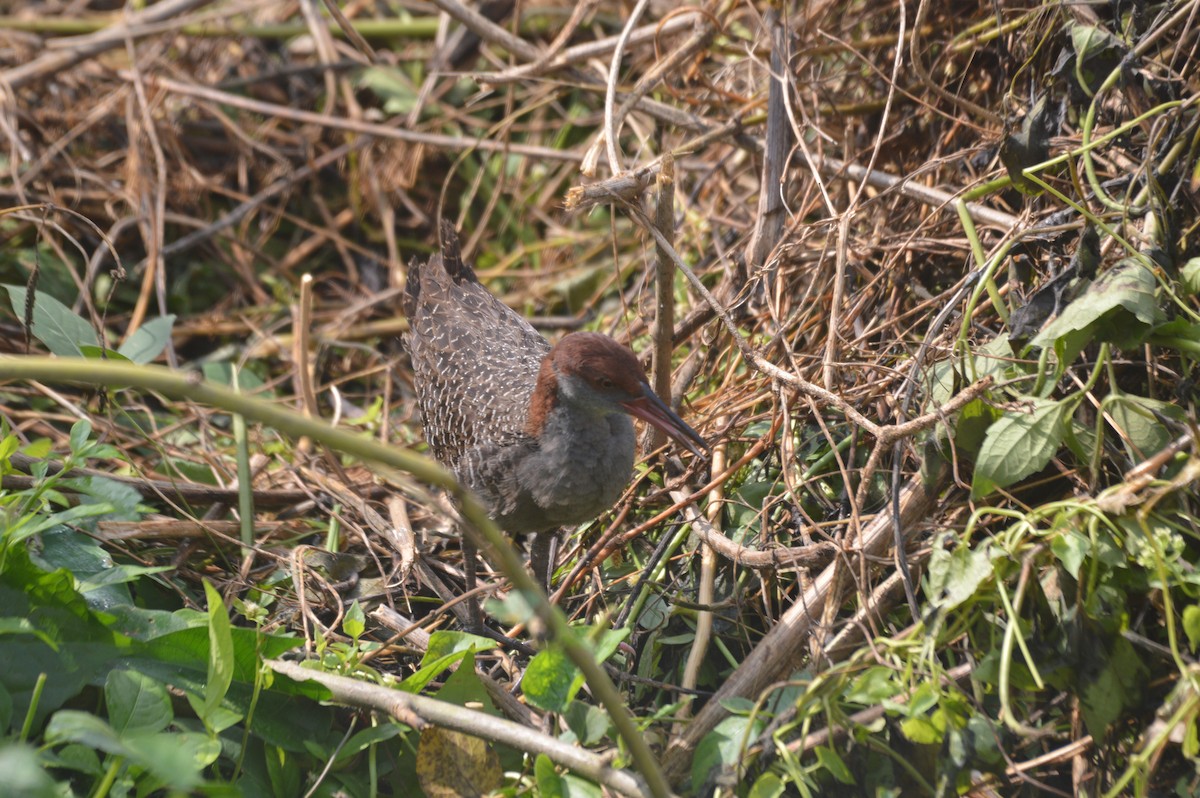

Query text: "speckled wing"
[403, 223, 551, 470]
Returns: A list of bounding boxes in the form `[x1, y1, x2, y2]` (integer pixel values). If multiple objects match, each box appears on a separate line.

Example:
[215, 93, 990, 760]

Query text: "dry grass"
[3, 0, 1200, 794]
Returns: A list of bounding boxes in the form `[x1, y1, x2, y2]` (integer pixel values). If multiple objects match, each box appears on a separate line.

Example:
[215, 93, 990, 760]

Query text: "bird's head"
[528, 332, 708, 456]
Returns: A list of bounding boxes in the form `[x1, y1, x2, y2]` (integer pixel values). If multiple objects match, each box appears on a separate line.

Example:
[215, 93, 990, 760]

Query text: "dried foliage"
[3, 0, 1200, 795]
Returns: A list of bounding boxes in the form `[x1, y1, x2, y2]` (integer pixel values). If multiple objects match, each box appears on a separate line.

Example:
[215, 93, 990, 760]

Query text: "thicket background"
[1, 0, 1199, 796]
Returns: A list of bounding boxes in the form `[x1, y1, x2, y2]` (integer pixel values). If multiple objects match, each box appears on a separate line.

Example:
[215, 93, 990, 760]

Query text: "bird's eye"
[596, 376, 615, 390]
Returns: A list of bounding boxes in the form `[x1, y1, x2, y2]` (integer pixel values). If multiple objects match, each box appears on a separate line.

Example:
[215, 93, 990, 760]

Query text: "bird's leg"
[528, 531, 559, 593]
[462, 534, 483, 632]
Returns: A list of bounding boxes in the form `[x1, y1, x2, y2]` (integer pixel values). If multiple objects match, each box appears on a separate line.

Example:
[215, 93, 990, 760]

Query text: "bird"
[404, 221, 707, 615]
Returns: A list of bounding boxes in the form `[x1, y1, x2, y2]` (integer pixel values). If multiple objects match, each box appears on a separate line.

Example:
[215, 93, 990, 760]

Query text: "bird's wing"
[404, 223, 551, 468]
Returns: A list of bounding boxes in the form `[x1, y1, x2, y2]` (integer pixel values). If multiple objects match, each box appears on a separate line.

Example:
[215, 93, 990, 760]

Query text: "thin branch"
[268, 660, 652, 798]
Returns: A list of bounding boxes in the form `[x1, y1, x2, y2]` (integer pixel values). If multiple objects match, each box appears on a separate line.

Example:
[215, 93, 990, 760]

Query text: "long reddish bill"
[621, 383, 709, 457]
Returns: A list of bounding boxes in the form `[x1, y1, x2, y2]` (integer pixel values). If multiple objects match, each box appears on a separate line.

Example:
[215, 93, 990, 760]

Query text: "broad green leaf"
[1184, 605, 1200, 653]
[1031, 260, 1163, 352]
[815, 745, 856, 783]
[1080, 635, 1145, 741]
[845, 666, 900, 705]
[748, 772, 786, 798]
[1063, 418, 1098, 473]
[422, 630, 495, 662]
[927, 538, 994, 612]
[524, 646, 583, 713]
[0, 617, 55, 649]
[563, 701, 610, 746]
[3, 284, 98, 357]
[0, 549, 126, 726]
[71, 475, 143, 520]
[953, 398, 1003, 461]
[560, 773, 603, 798]
[402, 632, 491, 694]
[435, 651, 499, 718]
[485, 589, 538, 626]
[534, 754, 565, 798]
[1182, 257, 1200, 296]
[999, 94, 1058, 194]
[203, 580, 235, 726]
[106, 670, 172, 736]
[692, 714, 764, 790]
[77, 346, 132, 363]
[68, 419, 93, 455]
[338, 723, 402, 762]
[47, 713, 214, 792]
[45, 710, 124, 754]
[358, 66, 419, 114]
[7, 503, 117, 547]
[121, 730, 217, 790]
[117, 315, 175, 363]
[184, 692, 243, 735]
[343, 600, 365, 641]
[972, 400, 1066, 498]
[900, 715, 942, 745]
[1071, 23, 1120, 65]
[1106, 395, 1184, 458]
[1070, 23, 1124, 94]
[0, 743, 57, 798]
[1051, 529, 1090, 579]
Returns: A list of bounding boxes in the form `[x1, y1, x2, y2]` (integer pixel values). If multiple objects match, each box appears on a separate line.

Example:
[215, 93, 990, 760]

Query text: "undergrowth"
[2, 0, 1200, 796]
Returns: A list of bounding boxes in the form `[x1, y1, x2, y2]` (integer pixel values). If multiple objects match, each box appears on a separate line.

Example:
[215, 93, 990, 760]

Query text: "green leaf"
[815, 745, 855, 784]
[999, 94, 1059, 194]
[1181, 257, 1200, 296]
[0, 548, 126, 727]
[44, 710, 121, 751]
[524, 646, 583, 714]
[1062, 418, 1098, 473]
[534, 754, 565, 798]
[121, 730, 218, 790]
[343, 600, 365, 641]
[77, 345, 132, 362]
[46, 712, 213, 792]
[1183, 605, 1200, 653]
[203, 580, 235, 726]
[561, 774, 603, 798]
[748, 772, 786, 798]
[1071, 23, 1120, 65]
[845, 666, 900, 705]
[0, 744, 57, 797]
[1030, 259, 1163, 352]
[692, 714, 764, 790]
[1106, 395, 1184, 458]
[972, 400, 1066, 498]
[436, 651, 497, 717]
[926, 538, 994, 612]
[1080, 635, 1146, 741]
[71, 475, 143, 520]
[900, 715, 942, 745]
[117, 315, 175, 364]
[422, 630, 496, 662]
[402, 631, 492, 694]
[357, 66, 419, 114]
[106, 670, 172, 735]
[3, 284, 98, 357]
[68, 418, 93, 455]
[337, 723, 402, 762]
[953, 398, 1003, 461]
[563, 701, 611, 746]
[1051, 529, 1090, 580]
